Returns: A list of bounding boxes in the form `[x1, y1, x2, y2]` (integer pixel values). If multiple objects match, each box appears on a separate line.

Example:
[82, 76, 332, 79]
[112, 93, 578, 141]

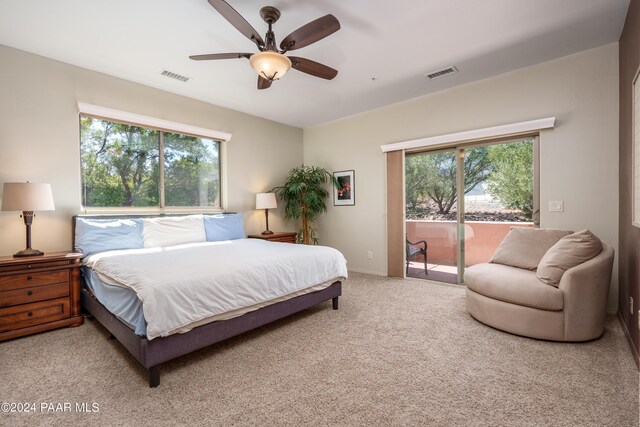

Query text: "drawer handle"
[27, 290, 33, 296]
[27, 311, 33, 317]
[27, 275, 32, 281]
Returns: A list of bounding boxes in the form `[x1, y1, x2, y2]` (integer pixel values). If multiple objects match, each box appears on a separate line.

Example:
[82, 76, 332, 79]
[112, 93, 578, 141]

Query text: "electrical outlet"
[367, 251, 373, 260]
[630, 296, 634, 315]
[548, 200, 564, 212]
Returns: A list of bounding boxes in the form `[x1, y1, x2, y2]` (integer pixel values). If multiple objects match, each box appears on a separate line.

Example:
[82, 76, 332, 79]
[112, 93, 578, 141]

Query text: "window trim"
[78, 103, 232, 142]
[79, 111, 226, 213]
[380, 117, 554, 153]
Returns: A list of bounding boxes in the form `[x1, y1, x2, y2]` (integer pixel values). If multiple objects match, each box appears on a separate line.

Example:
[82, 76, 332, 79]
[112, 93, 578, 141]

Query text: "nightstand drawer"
[0, 269, 69, 291]
[269, 236, 296, 243]
[0, 283, 70, 307]
[248, 232, 297, 243]
[0, 260, 71, 273]
[0, 298, 70, 332]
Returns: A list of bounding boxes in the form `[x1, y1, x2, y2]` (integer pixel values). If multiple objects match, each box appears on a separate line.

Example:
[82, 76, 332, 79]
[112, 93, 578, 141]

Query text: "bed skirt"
[81, 280, 342, 387]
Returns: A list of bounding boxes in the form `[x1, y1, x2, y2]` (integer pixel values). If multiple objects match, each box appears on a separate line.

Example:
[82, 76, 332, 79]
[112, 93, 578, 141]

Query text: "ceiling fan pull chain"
[261, 70, 278, 82]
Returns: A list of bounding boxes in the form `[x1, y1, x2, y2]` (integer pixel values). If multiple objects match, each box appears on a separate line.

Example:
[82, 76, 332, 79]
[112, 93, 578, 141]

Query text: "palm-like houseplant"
[272, 165, 339, 245]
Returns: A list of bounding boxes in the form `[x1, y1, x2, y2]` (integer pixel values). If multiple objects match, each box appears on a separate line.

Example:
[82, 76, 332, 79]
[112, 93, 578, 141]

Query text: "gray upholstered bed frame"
[73, 214, 341, 387]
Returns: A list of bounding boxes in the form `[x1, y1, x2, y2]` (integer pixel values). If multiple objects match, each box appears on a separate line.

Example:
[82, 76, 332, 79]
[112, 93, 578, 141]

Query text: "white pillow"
[143, 215, 206, 248]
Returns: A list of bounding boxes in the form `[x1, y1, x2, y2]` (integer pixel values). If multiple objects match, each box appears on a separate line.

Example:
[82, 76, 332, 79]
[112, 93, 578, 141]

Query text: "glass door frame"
[405, 135, 540, 284]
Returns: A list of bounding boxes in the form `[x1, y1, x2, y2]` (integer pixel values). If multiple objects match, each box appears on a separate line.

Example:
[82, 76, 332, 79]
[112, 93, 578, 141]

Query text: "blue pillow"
[204, 214, 246, 241]
[75, 218, 144, 255]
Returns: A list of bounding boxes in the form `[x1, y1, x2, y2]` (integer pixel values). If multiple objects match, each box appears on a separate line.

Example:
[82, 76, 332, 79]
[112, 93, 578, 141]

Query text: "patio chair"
[406, 236, 428, 275]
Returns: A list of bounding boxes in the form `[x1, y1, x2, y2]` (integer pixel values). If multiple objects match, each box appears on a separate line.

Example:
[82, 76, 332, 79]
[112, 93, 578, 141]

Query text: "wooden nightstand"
[248, 232, 297, 243]
[0, 252, 84, 341]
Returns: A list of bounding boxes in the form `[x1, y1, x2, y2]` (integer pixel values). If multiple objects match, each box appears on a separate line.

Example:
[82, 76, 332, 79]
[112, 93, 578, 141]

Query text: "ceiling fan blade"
[258, 76, 272, 90]
[280, 14, 340, 52]
[189, 53, 251, 61]
[207, 0, 264, 47]
[289, 56, 338, 80]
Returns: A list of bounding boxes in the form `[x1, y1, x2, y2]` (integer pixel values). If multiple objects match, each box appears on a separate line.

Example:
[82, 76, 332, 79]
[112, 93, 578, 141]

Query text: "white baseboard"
[347, 268, 386, 276]
[617, 311, 639, 369]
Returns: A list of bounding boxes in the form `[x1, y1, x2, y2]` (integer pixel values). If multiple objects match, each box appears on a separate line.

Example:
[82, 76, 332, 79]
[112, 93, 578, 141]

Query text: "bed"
[73, 213, 346, 387]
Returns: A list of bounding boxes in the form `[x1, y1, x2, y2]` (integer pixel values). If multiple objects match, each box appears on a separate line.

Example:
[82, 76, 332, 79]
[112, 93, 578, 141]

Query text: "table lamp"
[256, 192, 277, 235]
[1, 182, 55, 257]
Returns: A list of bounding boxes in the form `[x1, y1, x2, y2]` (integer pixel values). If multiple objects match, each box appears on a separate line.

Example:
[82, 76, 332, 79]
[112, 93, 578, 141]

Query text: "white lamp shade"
[249, 51, 292, 80]
[1, 182, 55, 212]
[256, 192, 277, 210]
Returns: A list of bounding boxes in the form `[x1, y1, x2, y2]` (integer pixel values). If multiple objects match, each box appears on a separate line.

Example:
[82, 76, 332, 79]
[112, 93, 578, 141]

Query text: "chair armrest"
[407, 239, 427, 248]
[558, 243, 614, 341]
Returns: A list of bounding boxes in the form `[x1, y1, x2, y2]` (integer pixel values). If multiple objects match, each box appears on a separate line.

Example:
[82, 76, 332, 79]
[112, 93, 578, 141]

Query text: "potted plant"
[272, 165, 339, 244]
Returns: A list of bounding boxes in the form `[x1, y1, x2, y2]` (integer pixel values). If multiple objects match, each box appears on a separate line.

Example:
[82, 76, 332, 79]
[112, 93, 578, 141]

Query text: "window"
[80, 117, 221, 209]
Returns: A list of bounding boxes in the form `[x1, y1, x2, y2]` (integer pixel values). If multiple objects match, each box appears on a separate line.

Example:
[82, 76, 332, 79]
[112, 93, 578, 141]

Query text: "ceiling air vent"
[161, 70, 190, 82]
[425, 66, 458, 80]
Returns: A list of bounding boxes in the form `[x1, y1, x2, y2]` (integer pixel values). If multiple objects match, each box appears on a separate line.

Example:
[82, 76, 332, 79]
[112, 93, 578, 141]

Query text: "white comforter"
[85, 239, 348, 340]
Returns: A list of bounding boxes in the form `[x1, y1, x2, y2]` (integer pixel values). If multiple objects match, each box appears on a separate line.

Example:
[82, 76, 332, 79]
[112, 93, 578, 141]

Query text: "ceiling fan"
[190, 0, 340, 90]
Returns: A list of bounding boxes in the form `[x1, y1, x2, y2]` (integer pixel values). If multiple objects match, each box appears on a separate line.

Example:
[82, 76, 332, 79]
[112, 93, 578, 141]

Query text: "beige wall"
[0, 45, 303, 255]
[304, 44, 620, 311]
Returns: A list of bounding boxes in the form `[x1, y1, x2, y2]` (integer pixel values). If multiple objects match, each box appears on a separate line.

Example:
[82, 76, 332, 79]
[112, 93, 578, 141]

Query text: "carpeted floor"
[1, 272, 638, 426]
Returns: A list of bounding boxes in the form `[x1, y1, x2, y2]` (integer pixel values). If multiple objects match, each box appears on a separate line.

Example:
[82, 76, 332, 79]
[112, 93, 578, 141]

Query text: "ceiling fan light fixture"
[249, 51, 292, 81]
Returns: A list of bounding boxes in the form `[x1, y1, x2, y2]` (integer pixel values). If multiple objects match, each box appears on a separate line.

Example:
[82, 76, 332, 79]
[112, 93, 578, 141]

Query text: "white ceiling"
[0, 0, 630, 128]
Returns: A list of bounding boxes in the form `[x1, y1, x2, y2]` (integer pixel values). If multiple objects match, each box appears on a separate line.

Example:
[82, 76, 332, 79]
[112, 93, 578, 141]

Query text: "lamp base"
[14, 248, 44, 258]
[261, 230, 275, 235]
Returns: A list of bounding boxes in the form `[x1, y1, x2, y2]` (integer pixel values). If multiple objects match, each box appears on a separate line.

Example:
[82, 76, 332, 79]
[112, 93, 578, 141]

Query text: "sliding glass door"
[406, 149, 459, 283]
[405, 137, 538, 283]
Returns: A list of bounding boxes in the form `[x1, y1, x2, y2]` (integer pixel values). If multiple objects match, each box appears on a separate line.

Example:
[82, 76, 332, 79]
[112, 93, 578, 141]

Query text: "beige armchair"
[465, 228, 614, 342]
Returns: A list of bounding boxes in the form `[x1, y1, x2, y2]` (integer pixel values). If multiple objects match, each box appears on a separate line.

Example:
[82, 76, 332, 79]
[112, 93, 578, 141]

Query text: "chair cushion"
[536, 229, 602, 287]
[408, 246, 424, 256]
[490, 227, 571, 270]
[465, 263, 563, 311]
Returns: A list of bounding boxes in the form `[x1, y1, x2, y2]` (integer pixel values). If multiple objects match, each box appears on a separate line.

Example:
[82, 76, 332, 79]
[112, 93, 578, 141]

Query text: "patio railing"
[406, 220, 533, 267]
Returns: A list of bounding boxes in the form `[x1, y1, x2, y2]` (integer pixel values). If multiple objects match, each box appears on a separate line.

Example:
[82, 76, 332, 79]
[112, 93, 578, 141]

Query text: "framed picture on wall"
[333, 170, 355, 206]
[633, 66, 640, 228]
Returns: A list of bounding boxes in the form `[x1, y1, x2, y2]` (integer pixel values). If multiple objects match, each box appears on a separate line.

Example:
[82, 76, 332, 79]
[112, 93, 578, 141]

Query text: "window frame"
[398, 135, 540, 282]
[78, 112, 227, 214]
